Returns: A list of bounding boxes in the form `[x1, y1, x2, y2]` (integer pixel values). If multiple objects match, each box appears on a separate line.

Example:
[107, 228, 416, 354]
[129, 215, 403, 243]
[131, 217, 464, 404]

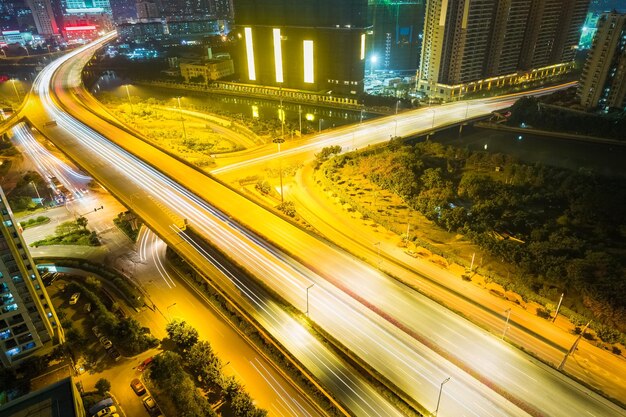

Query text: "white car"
[69, 292, 80, 305]
[92, 406, 117, 417]
[99, 336, 113, 350]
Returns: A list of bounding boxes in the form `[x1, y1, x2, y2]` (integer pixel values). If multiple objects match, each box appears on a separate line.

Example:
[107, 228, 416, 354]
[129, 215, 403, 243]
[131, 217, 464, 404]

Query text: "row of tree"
[321, 141, 626, 332]
[152, 320, 267, 417]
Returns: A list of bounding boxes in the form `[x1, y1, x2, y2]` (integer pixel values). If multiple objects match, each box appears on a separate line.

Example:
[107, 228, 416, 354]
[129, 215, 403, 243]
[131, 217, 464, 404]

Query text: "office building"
[213, 0, 233, 19]
[234, 0, 368, 95]
[368, 0, 425, 72]
[417, 0, 589, 100]
[578, 12, 626, 110]
[136, 0, 159, 19]
[62, 0, 111, 14]
[110, 0, 137, 21]
[26, 0, 59, 35]
[0, 377, 85, 417]
[180, 58, 235, 82]
[0, 188, 63, 368]
[116, 19, 164, 41]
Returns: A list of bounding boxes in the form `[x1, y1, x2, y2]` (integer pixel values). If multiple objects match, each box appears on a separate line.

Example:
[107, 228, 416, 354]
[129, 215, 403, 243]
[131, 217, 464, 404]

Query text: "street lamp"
[318, 118, 324, 133]
[166, 302, 177, 321]
[176, 97, 188, 143]
[30, 181, 43, 208]
[272, 137, 285, 202]
[10, 79, 20, 102]
[306, 284, 314, 317]
[124, 84, 134, 114]
[434, 377, 450, 416]
[502, 308, 512, 339]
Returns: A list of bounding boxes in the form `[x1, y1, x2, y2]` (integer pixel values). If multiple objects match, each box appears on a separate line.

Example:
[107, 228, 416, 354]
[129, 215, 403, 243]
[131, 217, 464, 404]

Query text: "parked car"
[99, 336, 112, 350]
[92, 406, 116, 417]
[92, 326, 102, 338]
[137, 356, 153, 372]
[83, 303, 92, 313]
[108, 347, 121, 362]
[69, 292, 80, 305]
[143, 396, 157, 412]
[130, 378, 146, 395]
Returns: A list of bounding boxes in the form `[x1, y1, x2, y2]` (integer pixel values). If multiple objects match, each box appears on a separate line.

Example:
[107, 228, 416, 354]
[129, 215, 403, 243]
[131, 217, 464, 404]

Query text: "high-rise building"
[233, 0, 368, 95]
[0, 188, 63, 368]
[136, 0, 159, 19]
[368, 0, 425, 72]
[212, 0, 233, 19]
[62, 0, 111, 14]
[578, 12, 626, 110]
[110, 0, 137, 21]
[26, 0, 59, 35]
[417, 0, 589, 100]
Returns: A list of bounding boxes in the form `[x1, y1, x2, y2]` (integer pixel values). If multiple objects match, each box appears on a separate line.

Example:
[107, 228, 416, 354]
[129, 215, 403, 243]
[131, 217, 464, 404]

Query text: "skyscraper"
[368, 0, 425, 72]
[26, 0, 59, 35]
[578, 12, 626, 110]
[0, 188, 63, 368]
[417, 0, 589, 100]
[234, 0, 368, 95]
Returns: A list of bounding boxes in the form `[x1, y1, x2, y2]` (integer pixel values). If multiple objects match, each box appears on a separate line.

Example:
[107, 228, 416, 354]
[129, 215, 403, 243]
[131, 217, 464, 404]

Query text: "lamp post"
[298, 104, 302, 134]
[318, 118, 324, 133]
[166, 302, 177, 321]
[272, 137, 285, 202]
[434, 377, 450, 416]
[176, 97, 188, 143]
[11, 79, 20, 102]
[124, 84, 134, 114]
[30, 181, 43, 208]
[502, 308, 512, 339]
[306, 284, 314, 317]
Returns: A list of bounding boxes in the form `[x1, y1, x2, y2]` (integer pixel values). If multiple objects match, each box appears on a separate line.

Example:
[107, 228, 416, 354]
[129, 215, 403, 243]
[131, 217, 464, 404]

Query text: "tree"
[95, 378, 111, 395]
[166, 319, 199, 351]
[76, 216, 88, 230]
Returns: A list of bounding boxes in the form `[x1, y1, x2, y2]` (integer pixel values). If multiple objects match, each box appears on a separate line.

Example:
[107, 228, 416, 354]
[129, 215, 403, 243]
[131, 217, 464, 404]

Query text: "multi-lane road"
[13, 33, 626, 417]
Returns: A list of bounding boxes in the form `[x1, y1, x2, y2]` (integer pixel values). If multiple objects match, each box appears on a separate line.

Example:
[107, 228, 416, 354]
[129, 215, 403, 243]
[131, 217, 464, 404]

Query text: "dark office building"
[233, 0, 368, 95]
[368, 0, 425, 71]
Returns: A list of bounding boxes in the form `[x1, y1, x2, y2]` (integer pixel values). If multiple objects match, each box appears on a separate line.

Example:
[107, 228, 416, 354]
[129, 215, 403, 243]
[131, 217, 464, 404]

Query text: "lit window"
[244, 27, 256, 81]
[273, 28, 283, 83]
[6, 347, 20, 357]
[303, 40, 314, 83]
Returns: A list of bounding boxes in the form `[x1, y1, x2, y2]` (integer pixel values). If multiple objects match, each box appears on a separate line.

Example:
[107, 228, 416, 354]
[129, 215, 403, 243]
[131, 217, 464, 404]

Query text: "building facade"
[0, 188, 63, 368]
[26, 0, 59, 36]
[578, 12, 626, 110]
[417, 0, 590, 100]
[367, 0, 425, 72]
[233, 0, 368, 95]
[180, 59, 234, 82]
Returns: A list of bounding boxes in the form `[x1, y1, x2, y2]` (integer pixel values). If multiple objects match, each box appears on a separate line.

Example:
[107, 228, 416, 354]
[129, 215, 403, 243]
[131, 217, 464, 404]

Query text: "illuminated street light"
[176, 97, 188, 143]
[502, 308, 512, 339]
[434, 377, 451, 416]
[124, 84, 134, 114]
[273, 137, 285, 202]
[11, 79, 20, 102]
[30, 181, 44, 208]
[166, 302, 177, 321]
[306, 283, 314, 317]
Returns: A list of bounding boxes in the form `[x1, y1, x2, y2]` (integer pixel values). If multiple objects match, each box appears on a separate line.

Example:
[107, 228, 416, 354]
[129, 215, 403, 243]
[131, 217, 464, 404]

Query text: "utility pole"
[298, 104, 302, 134]
[558, 321, 591, 371]
[177, 97, 188, 143]
[124, 84, 134, 114]
[469, 252, 475, 272]
[273, 138, 285, 202]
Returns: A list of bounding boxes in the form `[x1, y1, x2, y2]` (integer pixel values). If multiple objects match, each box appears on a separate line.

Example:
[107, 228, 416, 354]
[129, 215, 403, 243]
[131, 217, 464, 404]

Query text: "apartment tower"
[0, 188, 63, 368]
[418, 0, 590, 100]
[578, 12, 626, 110]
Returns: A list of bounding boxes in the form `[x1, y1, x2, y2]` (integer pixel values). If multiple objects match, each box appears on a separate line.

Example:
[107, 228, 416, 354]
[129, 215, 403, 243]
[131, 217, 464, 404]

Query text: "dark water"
[423, 125, 626, 177]
[91, 71, 376, 129]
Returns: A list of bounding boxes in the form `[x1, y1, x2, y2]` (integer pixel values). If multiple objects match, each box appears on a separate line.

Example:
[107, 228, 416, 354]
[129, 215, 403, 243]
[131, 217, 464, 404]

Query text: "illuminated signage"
[65, 25, 97, 31]
[244, 27, 256, 81]
[303, 40, 314, 84]
[360, 34, 365, 60]
[273, 28, 283, 83]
